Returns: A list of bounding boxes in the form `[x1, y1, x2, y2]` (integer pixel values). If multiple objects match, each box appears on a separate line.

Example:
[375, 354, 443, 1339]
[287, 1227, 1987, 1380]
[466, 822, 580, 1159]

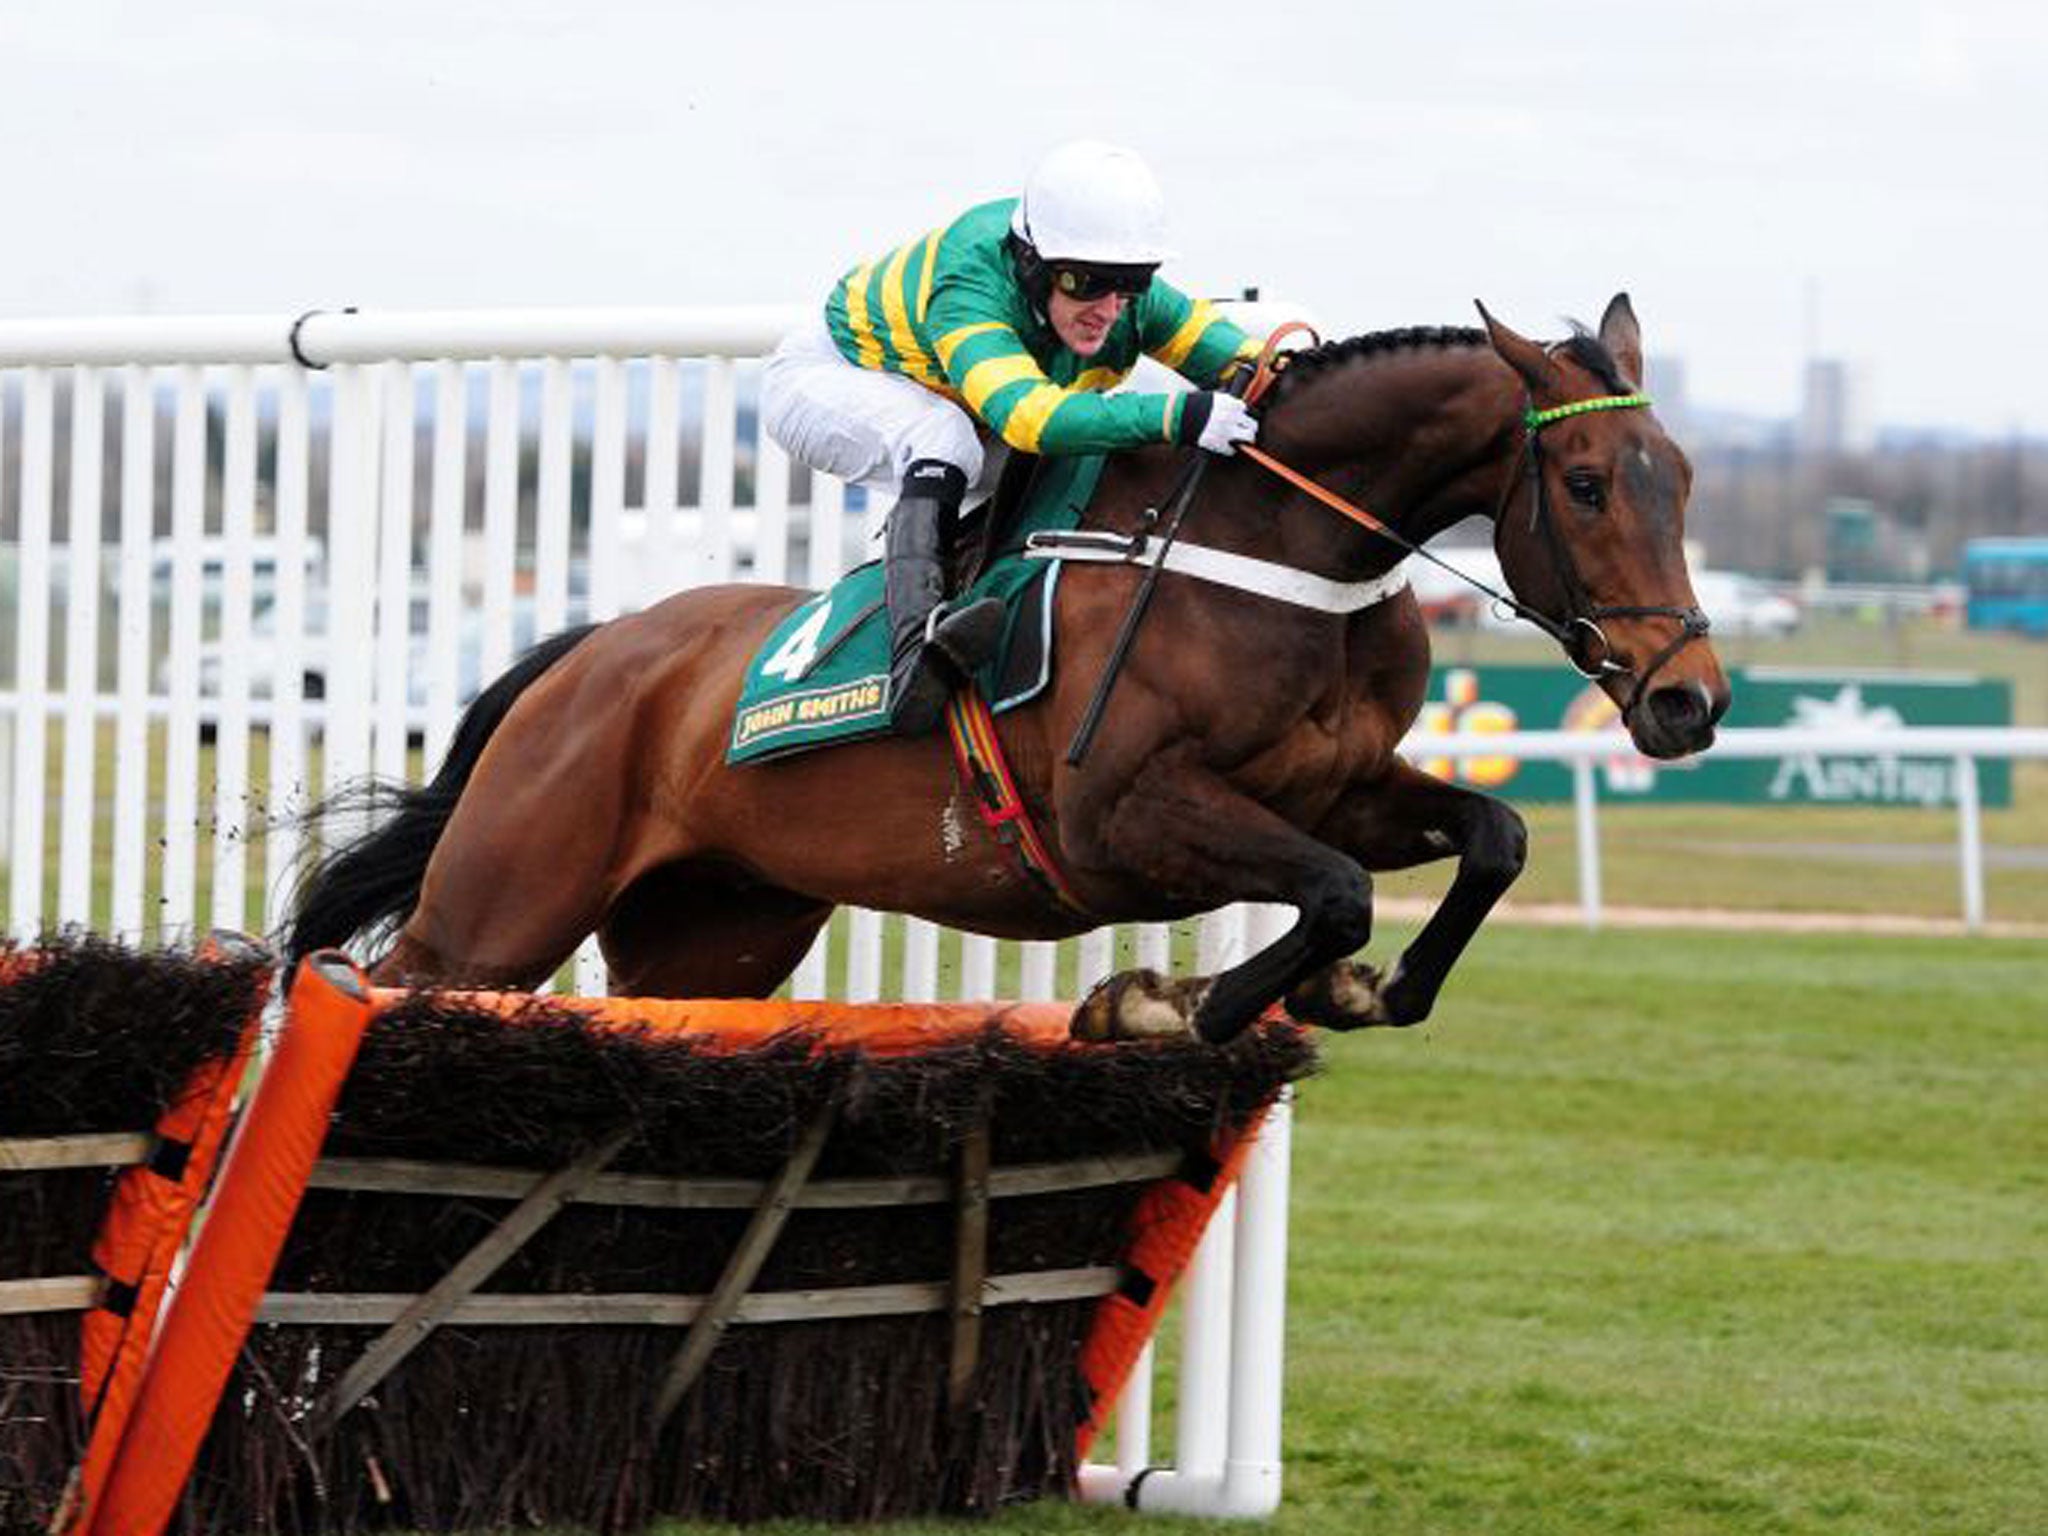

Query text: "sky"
[3, 0, 2045, 437]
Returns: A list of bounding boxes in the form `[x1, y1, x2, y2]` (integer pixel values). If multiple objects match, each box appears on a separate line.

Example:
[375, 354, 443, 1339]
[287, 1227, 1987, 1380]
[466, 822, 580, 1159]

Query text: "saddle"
[726, 454, 1105, 765]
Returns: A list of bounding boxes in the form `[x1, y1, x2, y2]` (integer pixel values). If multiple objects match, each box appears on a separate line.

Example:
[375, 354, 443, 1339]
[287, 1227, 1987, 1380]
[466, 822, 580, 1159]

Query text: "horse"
[286, 295, 1729, 1043]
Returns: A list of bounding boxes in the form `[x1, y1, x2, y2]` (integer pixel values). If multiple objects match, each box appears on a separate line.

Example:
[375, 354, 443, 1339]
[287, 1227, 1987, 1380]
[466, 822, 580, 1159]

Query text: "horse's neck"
[1246, 348, 1521, 573]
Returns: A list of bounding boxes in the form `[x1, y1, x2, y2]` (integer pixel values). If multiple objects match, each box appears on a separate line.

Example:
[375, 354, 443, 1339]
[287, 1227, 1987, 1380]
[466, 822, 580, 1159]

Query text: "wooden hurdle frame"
[25, 918, 1303, 1532]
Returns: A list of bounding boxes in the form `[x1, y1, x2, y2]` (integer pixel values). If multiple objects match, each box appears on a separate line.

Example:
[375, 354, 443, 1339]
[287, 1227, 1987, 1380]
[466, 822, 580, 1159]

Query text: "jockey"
[762, 139, 1263, 736]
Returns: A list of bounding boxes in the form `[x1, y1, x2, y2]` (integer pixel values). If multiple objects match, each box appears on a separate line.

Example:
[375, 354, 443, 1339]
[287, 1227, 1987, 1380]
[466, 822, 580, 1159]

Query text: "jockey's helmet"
[1010, 140, 1175, 268]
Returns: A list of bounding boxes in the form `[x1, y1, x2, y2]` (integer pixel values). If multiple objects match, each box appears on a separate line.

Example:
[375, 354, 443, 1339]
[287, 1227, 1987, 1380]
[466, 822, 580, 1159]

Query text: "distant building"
[1800, 358, 1874, 455]
[1645, 354, 1690, 439]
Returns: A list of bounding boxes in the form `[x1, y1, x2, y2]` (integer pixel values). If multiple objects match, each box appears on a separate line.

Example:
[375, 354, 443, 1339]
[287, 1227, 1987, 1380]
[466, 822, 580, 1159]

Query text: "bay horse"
[286, 295, 1728, 1042]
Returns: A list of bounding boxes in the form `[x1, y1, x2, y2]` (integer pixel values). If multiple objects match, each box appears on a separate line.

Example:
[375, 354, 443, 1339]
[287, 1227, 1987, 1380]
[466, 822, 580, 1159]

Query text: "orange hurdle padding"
[1072, 1101, 1275, 1461]
[384, 990, 1079, 1055]
[61, 934, 272, 1536]
[86, 953, 374, 1536]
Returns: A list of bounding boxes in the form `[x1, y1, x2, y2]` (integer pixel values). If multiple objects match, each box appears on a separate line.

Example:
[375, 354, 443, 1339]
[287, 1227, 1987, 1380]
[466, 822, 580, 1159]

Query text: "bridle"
[1507, 391, 1712, 719]
[1235, 328, 1711, 724]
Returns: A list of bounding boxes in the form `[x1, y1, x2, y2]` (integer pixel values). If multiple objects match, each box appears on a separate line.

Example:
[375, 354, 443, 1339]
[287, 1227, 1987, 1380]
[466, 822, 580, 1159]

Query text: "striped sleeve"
[1138, 279, 1261, 385]
[825, 230, 951, 390]
[931, 309, 1191, 456]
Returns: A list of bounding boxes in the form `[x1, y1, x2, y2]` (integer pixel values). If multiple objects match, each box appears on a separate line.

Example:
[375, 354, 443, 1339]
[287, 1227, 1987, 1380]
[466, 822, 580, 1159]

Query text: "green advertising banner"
[1410, 665, 2013, 807]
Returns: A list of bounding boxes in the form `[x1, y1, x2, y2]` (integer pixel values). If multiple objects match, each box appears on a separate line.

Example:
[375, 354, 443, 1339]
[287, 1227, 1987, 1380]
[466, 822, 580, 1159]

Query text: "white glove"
[1194, 392, 1259, 455]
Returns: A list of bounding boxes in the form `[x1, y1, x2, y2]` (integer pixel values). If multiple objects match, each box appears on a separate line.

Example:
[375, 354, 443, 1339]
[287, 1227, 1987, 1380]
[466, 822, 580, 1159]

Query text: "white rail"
[1419, 727, 2048, 932]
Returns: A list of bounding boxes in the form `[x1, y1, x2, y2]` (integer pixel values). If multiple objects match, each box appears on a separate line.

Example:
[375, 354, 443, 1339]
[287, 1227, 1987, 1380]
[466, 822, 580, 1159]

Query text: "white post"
[958, 933, 997, 1000]
[1116, 1339, 1155, 1474]
[421, 360, 470, 766]
[698, 357, 737, 584]
[1172, 1188, 1236, 1480]
[1219, 1087, 1292, 1516]
[846, 907, 884, 1002]
[58, 365, 105, 928]
[159, 365, 207, 937]
[370, 363, 416, 787]
[791, 925, 830, 1000]
[533, 356, 574, 635]
[753, 430, 792, 586]
[573, 939, 607, 997]
[1077, 927, 1116, 998]
[1573, 757, 1602, 931]
[1018, 939, 1057, 999]
[902, 917, 941, 1002]
[211, 366, 258, 932]
[323, 364, 380, 818]
[586, 356, 627, 620]
[260, 369, 311, 933]
[1955, 754, 1984, 931]
[8, 368, 53, 938]
[1137, 920, 1171, 975]
[110, 365, 156, 941]
[645, 356, 683, 595]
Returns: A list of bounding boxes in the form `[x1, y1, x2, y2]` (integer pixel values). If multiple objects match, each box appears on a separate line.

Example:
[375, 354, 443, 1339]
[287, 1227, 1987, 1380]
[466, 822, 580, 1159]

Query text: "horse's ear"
[1598, 292, 1644, 388]
[1475, 300, 1560, 396]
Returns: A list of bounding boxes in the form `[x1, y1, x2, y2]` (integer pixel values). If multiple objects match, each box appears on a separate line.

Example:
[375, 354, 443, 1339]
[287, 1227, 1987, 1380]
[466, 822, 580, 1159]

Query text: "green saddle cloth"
[727, 454, 1106, 764]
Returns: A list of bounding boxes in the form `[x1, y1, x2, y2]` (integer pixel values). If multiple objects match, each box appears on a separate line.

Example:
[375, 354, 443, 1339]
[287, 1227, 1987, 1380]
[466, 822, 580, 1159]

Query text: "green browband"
[1524, 393, 1653, 431]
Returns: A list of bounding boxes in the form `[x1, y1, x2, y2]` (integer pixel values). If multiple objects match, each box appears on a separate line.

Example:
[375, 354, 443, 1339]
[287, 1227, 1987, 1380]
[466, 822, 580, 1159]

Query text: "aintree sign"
[1409, 665, 2013, 807]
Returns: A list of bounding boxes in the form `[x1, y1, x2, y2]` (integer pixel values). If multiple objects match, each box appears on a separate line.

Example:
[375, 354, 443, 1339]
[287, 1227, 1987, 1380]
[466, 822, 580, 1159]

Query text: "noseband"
[1510, 392, 1711, 720]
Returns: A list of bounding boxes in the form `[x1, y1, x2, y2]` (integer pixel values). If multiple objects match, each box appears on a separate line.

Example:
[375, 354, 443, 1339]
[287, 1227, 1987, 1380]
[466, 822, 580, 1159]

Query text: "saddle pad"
[727, 453, 1106, 764]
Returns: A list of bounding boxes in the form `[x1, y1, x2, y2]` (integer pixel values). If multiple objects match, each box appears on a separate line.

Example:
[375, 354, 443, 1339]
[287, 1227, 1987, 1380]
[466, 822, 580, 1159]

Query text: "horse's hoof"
[1285, 959, 1393, 1031]
[1070, 969, 1202, 1042]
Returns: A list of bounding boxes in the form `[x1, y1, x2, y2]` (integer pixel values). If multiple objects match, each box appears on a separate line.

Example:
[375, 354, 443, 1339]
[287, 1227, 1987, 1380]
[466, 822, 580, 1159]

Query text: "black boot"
[885, 461, 1005, 735]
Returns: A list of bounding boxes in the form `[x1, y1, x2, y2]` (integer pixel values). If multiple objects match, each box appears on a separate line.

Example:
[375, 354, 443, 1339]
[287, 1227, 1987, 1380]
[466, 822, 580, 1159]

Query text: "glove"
[1186, 391, 1259, 456]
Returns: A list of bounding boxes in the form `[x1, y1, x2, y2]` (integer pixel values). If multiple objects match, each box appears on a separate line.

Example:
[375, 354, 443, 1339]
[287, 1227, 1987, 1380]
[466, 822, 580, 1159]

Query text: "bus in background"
[1961, 538, 2048, 636]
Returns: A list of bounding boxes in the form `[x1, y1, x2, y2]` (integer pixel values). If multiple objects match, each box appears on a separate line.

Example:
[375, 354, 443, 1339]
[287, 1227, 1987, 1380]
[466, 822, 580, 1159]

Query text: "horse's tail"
[282, 624, 601, 963]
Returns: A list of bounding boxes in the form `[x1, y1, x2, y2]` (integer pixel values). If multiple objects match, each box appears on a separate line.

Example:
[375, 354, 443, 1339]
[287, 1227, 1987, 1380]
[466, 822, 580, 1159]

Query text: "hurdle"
[9, 913, 1311, 1532]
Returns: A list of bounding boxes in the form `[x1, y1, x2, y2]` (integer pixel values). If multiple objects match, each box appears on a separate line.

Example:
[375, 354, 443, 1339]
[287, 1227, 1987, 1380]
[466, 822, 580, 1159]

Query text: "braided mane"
[1261, 320, 1630, 404]
[1263, 325, 1488, 406]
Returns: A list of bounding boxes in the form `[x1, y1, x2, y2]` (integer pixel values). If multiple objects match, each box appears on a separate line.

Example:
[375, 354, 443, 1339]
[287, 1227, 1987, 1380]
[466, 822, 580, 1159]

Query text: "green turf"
[634, 921, 2048, 1536]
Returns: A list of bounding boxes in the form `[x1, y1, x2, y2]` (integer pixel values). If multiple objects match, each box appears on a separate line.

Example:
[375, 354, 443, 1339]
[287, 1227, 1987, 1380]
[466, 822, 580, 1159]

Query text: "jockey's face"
[1048, 289, 1127, 357]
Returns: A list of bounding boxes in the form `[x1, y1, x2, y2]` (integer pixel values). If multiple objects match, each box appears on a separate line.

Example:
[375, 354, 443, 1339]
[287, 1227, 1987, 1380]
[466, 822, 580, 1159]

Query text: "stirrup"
[924, 596, 1005, 678]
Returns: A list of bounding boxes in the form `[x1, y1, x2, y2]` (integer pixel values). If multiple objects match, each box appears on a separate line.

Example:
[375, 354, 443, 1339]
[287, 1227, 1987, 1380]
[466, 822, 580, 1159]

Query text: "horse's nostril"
[1647, 684, 1710, 735]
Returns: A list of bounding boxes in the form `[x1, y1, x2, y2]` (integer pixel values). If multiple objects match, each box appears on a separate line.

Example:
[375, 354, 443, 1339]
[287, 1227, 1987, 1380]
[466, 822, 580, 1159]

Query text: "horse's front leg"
[1062, 758, 1373, 1045]
[1292, 759, 1527, 1030]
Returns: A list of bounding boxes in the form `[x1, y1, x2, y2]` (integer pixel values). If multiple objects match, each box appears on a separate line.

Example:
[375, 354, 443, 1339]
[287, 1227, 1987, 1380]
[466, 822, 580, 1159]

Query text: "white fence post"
[1572, 758, 1603, 931]
[1955, 754, 1985, 932]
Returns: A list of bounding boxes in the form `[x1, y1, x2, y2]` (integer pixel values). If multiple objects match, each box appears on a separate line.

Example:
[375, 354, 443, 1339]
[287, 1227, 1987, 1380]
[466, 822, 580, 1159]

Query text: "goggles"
[1049, 262, 1157, 301]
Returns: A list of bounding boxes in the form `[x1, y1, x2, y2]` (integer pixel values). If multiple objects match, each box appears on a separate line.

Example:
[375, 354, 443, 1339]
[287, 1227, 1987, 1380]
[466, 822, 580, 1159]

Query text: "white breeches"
[761, 324, 1007, 538]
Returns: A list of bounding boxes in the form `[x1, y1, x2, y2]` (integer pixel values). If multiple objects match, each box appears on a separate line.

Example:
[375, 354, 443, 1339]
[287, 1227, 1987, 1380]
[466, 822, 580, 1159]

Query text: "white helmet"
[1010, 140, 1176, 265]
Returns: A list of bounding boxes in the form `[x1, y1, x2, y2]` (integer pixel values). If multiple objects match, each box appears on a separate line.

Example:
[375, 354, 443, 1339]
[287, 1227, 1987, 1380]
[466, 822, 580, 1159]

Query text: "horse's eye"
[1563, 468, 1606, 509]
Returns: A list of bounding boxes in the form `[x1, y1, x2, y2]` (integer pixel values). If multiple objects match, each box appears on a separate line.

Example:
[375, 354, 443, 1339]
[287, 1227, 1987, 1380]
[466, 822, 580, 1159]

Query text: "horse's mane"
[1262, 320, 1630, 405]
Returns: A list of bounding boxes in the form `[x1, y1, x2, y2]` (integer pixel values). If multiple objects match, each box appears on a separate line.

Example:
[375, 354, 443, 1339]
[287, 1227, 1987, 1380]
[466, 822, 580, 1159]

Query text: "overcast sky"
[4, 1, 2044, 436]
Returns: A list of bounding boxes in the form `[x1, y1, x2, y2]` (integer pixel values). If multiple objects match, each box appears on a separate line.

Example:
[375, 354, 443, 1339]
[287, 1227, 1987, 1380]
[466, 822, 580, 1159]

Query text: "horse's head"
[1477, 295, 1730, 759]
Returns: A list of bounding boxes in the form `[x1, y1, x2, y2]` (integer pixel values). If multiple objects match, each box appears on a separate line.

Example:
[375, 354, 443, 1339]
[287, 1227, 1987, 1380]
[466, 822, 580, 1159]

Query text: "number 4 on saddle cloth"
[727, 454, 1107, 765]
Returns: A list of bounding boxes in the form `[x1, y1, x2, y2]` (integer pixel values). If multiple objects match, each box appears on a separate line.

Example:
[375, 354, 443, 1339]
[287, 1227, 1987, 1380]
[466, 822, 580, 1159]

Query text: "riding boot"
[885, 460, 1005, 736]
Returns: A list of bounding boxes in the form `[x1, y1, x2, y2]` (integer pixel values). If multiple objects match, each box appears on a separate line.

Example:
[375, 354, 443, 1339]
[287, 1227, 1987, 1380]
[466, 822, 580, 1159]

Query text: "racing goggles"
[1049, 262, 1158, 301]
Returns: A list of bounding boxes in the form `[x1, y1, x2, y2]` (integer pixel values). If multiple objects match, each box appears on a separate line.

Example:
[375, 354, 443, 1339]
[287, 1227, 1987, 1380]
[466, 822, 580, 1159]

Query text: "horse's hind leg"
[1293, 761, 1527, 1030]
[598, 861, 832, 999]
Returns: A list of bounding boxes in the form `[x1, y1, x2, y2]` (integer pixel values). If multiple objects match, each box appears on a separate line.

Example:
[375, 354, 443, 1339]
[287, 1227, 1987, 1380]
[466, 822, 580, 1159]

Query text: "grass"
[632, 921, 2048, 1536]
